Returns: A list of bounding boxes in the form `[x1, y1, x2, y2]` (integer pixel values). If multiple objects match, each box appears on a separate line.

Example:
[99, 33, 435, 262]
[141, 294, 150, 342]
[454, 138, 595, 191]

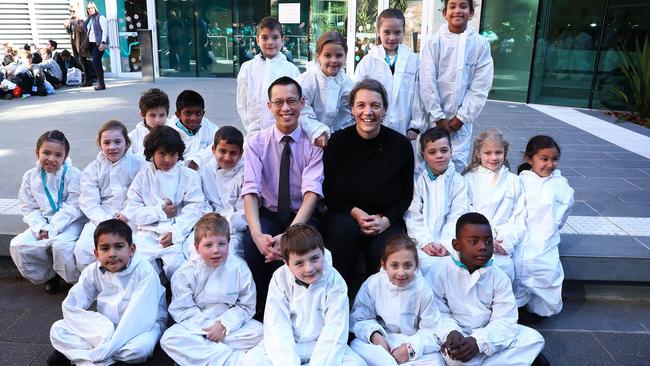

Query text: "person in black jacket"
[56, 50, 83, 85]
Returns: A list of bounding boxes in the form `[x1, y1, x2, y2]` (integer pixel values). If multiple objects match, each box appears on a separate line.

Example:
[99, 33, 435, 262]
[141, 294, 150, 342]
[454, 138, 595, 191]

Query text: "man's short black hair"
[48, 40, 58, 49]
[456, 212, 491, 239]
[94, 219, 133, 248]
[267, 76, 302, 101]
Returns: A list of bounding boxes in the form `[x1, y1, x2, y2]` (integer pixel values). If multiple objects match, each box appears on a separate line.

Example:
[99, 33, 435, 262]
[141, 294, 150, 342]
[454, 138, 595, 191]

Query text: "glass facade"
[390, 0, 423, 52]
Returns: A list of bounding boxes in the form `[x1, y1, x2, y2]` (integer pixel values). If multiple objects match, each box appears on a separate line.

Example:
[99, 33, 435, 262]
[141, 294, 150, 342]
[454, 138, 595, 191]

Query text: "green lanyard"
[384, 48, 398, 72]
[41, 163, 67, 213]
[176, 120, 196, 136]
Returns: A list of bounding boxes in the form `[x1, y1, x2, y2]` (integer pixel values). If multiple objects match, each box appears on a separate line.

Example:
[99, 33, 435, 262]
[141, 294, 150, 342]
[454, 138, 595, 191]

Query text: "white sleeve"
[456, 40, 493, 125]
[419, 39, 446, 122]
[352, 57, 369, 82]
[61, 267, 114, 347]
[18, 171, 48, 234]
[230, 174, 247, 232]
[308, 275, 350, 366]
[441, 176, 469, 250]
[469, 273, 518, 356]
[555, 183, 575, 230]
[404, 178, 436, 248]
[298, 74, 330, 143]
[99, 16, 109, 43]
[236, 62, 250, 130]
[168, 265, 207, 330]
[350, 278, 386, 342]
[263, 274, 301, 365]
[88, 267, 166, 362]
[171, 170, 204, 245]
[429, 265, 463, 338]
[493, 178, 526, 254]
[49, 167, 84, 237]
[124, 171, 168, 225]
[401, 286, 445, 359]
[217, 263, 256, 333]
[79, 163, 113, 226]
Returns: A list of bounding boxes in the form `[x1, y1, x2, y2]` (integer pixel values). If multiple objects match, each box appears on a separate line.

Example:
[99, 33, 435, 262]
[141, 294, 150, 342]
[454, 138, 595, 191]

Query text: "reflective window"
[390, 0, 423, 52]
[353, 0, 378, 67]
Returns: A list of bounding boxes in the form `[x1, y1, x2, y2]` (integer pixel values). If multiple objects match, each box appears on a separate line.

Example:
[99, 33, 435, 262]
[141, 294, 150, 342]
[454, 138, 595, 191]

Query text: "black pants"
[89, 42, 105, 86]
[325, 211, 405, 299]
[242, 207, 321, 319]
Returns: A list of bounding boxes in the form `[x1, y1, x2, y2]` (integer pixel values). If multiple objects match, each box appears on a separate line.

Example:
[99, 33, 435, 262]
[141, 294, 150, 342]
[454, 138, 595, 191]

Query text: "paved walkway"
[0, 78, 649, 365]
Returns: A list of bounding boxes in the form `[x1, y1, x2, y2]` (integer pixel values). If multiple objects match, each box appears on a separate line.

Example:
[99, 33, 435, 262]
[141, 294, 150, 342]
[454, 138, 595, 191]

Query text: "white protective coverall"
[123, 162, 204, 279]
[76, 152, 145, 270]
[128, 121, 153, 158]
[353, 44, 427, 136]
[464, 165, 526, 281]
[514, 169, 574, 316]
[241, 262, 366, 366]
[10, 162, 85, 284]
[195, 158, 246, 258]
[350, 270, 455, 366]
[167, 116, 219, 168]
[236, 53, 300, 136]
[50, 252, 167, 366]
[160, 254, 263, 366]
[419, 25, 494, 171]
[297, 61, 354, 143]
[404, 162, 469, 264]
[423, 257, 545, 366]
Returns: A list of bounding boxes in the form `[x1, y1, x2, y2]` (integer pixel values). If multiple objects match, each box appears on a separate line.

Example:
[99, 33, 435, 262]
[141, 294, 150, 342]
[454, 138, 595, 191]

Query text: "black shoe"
[47, 350, 72, 366]
[44, 276, 60, 294]
[94, 84, 106, 91]
[532, 352, 551, 366]
[518, 306, 543, 325]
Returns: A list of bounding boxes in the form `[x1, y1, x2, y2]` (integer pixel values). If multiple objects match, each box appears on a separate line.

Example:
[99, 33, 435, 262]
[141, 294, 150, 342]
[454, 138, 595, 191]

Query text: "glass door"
[114, 0, 148, 76]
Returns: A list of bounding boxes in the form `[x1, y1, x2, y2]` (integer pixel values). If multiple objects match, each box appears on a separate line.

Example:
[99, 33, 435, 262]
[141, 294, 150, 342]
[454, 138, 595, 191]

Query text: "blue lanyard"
[452, 257, 493, 270]
[176, 120, 196, 137]
[41, 163, 67, 213]
[384, 49, 398, 70]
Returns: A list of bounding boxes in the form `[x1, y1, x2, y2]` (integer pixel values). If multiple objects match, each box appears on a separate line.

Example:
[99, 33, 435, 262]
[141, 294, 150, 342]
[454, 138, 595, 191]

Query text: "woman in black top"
[323, 78, 414, 296]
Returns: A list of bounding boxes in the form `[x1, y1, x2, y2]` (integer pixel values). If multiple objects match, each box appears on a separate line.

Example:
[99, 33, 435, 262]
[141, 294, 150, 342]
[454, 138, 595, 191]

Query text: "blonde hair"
[86, 1, 99, 16]
[464, 128, 510, 174]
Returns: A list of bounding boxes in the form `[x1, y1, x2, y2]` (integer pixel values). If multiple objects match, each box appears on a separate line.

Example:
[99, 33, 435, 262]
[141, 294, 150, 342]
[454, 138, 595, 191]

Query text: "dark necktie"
[277, 135, 292, 224]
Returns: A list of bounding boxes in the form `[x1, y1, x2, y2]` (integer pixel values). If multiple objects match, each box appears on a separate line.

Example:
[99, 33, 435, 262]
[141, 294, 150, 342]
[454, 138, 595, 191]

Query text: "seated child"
[129, 88, 170, 157]
[39, 48, 63, 88]
[124, 125, 205, 279]
[55, 50, 83, 86]
[167, 89, 218, 169]
[10, 130, 85, 292]
[463, 129, 525, 281]
[197, 126, 247, 258]
[424, 212, 545, 366]
[48, 219, 167, 366]
[514, 135, 574, 317]
[75, 120, 145, 270]
[161, 213, 263, 365]
[350, 234, 454, 366]
[241, 224, 365, 366]
[236, 16, 300, 136]
[404, 127, 468, 263]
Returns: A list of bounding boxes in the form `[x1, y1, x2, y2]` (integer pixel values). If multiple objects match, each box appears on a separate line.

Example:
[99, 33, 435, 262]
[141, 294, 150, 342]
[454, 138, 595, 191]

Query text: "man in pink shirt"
[241, 76, 324, 317]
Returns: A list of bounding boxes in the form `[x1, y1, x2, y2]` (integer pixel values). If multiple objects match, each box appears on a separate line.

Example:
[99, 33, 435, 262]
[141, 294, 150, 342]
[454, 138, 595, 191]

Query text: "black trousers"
[89, 42, 105, 86]
[325, 211, 406, 300]
[242, 207, 321, 319]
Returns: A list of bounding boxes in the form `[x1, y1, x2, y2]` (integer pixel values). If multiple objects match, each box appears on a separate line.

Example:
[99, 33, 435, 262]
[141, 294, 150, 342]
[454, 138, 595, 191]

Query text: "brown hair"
[381, 234, 419, 268]
[139, 88, 170, 114]
[349, 78, 389, 110]
[464, 128, 510, 174]
[257, 16, 283, 36]
[443, 0, 475, 14]
[315, 31, 347, 55]
[194, 213, 230, 245]
[36, 130, 70, 157]
[96, 120, 131, 150]
[377, 8, 406, 45]
[280, 224, 324, 260]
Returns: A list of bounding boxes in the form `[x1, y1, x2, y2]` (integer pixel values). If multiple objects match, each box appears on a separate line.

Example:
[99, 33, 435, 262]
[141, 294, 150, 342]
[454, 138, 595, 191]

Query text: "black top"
[323, 124, 414, 224]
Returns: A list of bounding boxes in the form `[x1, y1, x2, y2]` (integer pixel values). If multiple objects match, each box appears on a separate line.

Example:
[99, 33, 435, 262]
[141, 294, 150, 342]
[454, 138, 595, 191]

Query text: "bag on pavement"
[66, 67, 82, 86]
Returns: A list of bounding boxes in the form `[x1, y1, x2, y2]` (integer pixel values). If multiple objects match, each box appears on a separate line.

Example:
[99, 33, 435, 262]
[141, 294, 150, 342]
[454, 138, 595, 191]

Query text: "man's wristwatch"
[407, 343, 415, 360]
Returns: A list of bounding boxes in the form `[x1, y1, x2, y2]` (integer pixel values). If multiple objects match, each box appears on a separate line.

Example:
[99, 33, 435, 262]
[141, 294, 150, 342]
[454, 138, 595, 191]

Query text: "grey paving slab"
[588, 201, 650, 217]
[557, 159, 599, 168]
[0, 279, 67, 309]
[605, 151, 648, 160]
[574, 189, 620, 203]
[562, 144, 628, 153]
[580, 109, 650, 138]
[0, 307, 26, 333]
[534, 301, 647, 332]
[560, 234, 650, 257]
[0, 341, 49, 366]
[563, 151, 614, 160]
[570, 202, 601, 216]
[622, 303, 650, 332]
[635, 236, 650, 248]
[594, 333, 650, 366]
[561, 167, 585, 177]
[641, 169, 650, 177]
[567, 177, 639, 190]
[591, 159, 650, 169]
[0, 308, 62, 344]
[606, 190, 650, 203]
[33, 345, 56, 366]
[537, 330, 618, 366]
[573, 167, 650, 179]
[625, 178, 650, 189]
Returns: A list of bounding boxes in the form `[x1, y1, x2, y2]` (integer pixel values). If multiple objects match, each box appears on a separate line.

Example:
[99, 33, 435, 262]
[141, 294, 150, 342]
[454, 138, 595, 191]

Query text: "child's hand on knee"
[203, 320, 226, 343]
[370, 331, 391, 353]
[391, 344, 409, 364]
[160, 232, 173, 247]
[162, 199, 177, 218]
[444, 332, 479, 362]
[37, 230, 49, 240]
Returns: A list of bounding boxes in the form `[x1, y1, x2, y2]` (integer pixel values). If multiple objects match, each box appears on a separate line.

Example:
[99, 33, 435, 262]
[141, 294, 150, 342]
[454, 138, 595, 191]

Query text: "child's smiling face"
[37, 141, 67, 173]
